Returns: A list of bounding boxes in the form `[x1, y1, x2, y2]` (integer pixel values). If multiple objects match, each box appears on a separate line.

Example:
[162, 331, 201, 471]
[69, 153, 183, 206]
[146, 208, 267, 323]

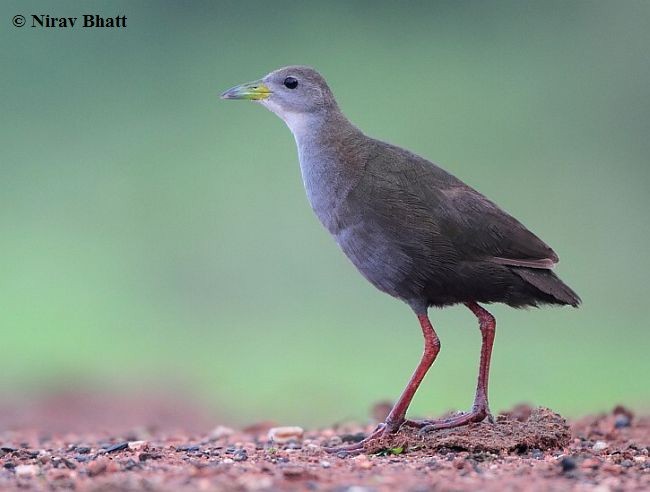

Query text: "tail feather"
[513, 268, 581, 307]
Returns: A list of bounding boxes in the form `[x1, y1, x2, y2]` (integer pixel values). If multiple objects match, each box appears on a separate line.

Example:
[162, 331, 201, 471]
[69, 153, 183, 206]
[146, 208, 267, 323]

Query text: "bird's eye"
[283, 77, 298, 89]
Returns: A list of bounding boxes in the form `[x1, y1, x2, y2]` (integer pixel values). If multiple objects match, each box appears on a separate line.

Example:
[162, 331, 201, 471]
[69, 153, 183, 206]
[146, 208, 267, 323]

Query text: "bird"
[221, 66, 580, 453]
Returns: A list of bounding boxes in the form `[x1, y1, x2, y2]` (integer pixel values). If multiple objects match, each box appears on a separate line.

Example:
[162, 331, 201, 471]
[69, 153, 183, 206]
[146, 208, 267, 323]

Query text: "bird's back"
[332, 137, 580, 310]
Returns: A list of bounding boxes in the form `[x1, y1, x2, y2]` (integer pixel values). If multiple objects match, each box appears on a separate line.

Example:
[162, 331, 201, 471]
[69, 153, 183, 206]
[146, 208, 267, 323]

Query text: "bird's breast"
[298, 153, 358, 235]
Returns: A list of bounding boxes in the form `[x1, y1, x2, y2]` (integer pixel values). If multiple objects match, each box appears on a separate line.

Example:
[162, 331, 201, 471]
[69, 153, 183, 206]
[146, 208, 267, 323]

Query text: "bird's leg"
[404, 302, 496, 431]
[324, 313, 440, 454]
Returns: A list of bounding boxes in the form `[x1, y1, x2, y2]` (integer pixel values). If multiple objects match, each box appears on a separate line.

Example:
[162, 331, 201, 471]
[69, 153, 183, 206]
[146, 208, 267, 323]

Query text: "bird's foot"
[323, 421, 401, 456]
[405, 405, 494, 432]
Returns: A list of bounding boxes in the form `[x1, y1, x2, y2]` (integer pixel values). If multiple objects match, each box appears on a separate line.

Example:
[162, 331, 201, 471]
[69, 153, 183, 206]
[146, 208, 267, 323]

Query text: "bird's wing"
[363, 140, 559, 268]
[436, 184, 559, 268]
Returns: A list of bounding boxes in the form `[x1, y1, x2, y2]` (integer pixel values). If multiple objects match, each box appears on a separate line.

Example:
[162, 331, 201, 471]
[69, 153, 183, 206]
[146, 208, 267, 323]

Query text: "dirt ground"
[0, 396, 648, 491]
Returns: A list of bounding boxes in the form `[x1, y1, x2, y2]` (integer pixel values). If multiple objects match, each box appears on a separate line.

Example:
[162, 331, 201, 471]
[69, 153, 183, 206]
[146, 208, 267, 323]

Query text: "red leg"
[384, 314, 441, 431]
[405, 302, 496, 430]
[325, 313, 440, 453]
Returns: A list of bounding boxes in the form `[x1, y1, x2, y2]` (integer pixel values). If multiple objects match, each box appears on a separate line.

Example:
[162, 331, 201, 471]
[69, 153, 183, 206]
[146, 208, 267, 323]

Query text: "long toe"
[405, 408, 493, 433]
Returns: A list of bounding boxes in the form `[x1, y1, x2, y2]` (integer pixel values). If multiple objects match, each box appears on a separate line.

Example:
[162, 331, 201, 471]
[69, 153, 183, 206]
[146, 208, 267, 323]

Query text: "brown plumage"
[222, 66, 580, 454]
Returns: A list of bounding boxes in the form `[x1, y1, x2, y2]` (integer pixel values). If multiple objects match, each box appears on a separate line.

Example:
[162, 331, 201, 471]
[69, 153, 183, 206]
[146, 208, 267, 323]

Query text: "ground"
[0, 396, 648, 491]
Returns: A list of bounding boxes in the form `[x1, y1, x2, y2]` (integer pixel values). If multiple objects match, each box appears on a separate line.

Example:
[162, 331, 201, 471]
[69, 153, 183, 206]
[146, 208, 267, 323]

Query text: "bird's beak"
[220, 80, 272, 101]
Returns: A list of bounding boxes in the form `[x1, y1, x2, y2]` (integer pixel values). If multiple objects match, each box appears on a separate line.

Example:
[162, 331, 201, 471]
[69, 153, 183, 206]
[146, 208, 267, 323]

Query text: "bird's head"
[221, 66, 338, 133]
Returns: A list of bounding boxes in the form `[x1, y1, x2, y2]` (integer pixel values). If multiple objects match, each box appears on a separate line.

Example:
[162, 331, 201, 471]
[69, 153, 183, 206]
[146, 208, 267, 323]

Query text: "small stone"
[233, 450, 248, 462]
[87, 459, 107, 477]
[15, 464, 39, 478]
[614, 414, 631, 429]
[268, 426, 304, 443]
[176, 444, 200, 452]
[320, 460, 331, 468]
[531, 449, 544, 460]
[593, 441, 608, 452]
[75, 446, 91, 454]
[327, 436, 343, 447]
[560, 456, 577, 473]
[128, 441, 147, 451]
[304, 443, 320, 455]
[105, 442, 129, 453]
[209, 425, 235, 440]
[282, 465, 304, 477]
[621, 459, 633, 468]
[138, 452, 152, 462]
[222, 458, 234, 464]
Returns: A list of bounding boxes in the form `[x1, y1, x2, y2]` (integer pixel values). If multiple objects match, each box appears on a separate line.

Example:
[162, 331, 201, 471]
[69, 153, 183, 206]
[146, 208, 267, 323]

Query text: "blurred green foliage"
[1, 0, 649, 426]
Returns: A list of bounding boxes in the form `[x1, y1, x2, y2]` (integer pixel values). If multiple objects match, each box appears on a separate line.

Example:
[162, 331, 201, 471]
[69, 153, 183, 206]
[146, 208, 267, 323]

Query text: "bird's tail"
[513, 268, 581, 307]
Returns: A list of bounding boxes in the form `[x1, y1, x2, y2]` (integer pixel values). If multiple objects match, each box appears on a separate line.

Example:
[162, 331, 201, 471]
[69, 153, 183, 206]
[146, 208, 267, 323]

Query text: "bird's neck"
[289, 109, 369, 233]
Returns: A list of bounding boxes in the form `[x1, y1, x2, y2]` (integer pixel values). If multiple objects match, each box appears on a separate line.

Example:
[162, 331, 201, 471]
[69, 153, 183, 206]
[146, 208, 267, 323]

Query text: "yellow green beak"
[220, 80, 272, 101]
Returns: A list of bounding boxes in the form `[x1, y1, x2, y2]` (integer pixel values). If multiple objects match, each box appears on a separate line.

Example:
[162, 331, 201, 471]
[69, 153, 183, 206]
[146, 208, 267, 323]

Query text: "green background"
[1, 0, 648, 427]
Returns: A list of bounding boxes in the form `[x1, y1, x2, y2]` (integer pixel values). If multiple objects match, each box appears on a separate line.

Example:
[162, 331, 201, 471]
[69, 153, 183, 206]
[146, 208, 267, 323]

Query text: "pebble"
[327, 436, 343, 446]
[176, 444, 200, 452]
[560, 456, 577, 473]
[105, 442, 129, 453]
[128, 441, 147, 451]
[209, 425, 235, 440]
[531, 449, 544, 460]
[268, 426, 304, 443]
[233, 450, 248, 462]
[15, 464, 39, 478]
[304, 443, 321, 455]
[281, 465, 304, 477]
[320, 460, 331, 468]
[222, 458, 234, 464]
[87, 460, 107, 477]
[614, 414, 631, 429]
[593, 441, 609, 452]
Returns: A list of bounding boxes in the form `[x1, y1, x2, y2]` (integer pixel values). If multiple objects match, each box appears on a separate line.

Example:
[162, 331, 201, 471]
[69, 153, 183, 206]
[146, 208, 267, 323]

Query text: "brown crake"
[222, 66, 580, 453]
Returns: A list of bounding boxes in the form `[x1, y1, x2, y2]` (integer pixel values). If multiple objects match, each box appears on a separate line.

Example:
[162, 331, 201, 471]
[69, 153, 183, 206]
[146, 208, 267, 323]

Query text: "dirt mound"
[363, 406, 571, 454]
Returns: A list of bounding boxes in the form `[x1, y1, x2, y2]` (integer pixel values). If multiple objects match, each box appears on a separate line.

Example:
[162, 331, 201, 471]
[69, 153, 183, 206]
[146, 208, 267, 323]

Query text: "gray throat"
[289, 110, 369, 234]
